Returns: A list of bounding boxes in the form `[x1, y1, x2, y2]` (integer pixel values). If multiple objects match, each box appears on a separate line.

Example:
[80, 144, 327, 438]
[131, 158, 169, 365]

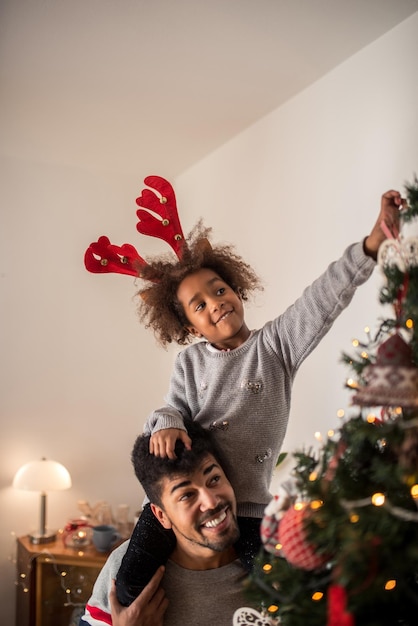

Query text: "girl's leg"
[236, 516, 262, 572]
[115, 503, 176, 606]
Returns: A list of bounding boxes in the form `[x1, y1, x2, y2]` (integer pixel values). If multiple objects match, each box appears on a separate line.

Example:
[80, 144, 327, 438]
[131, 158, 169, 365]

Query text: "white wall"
[177, 15, 418, 486]
[1, 12, 417, 623]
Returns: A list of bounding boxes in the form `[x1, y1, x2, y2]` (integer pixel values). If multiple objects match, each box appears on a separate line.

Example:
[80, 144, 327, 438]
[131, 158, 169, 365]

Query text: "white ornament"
[377, 239, 406, 271]
[233, 607, 279, 625]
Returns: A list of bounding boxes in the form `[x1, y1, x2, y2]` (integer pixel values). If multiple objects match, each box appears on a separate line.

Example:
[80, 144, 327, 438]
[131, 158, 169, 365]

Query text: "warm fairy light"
[350, 513, 360, 523]
[406, 318, 414, 329]
[364, 326, 370, 334]
[275, 543, 282, 551]
[394, 407, 402, 415]
[314, 431, 322, 442]
[294, 502, 306, 511]
[310, 500, 323, 510]
[361, 351, 368, 359]
[312, 591, 324, 601]
[327, 429, 335, 438]
[309, 471, 318, 481]
[372, 493, 385, 506]
[346, 378, 359, 389]
[263, 563, 273, 573]
[61, 571, 67, 578]
[337, 409, 345, 418]
[268, 605, 279, 613]
[65, 588, 71, 595]
[410, 484, 418, 499]
[385, 579, 397, 591]
[366, 413, 377, 423]
[352, 339, 359, 347]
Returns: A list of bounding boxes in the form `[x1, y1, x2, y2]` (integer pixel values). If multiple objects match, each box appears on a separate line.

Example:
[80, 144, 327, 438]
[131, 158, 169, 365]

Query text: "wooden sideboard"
[15, 534, 111, 626]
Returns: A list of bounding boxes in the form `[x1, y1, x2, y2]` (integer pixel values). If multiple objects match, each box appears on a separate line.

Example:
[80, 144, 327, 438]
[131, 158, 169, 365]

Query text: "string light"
[410, 484, 418, 499]
[310, 500, 323, 510]
[406, 318, 414, 329]
[14, 546, 97, 610]
[384, 580, 397, 591]
[352, 339, 359, 347]
[312, 591, 323, 601]
[346, 378, 359, 389]
[327, 429, 335, 438]
[372, 493, 386, 506]
[350, 513, 360, 523]
[263, 563, 273, 573]
[337, 409, 345, 419]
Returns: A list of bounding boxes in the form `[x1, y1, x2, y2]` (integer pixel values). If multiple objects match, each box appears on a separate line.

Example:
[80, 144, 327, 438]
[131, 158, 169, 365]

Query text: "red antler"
[84, 236, 147, 277]
[84, 176, 186, 280]
[136, 176, 185, 258]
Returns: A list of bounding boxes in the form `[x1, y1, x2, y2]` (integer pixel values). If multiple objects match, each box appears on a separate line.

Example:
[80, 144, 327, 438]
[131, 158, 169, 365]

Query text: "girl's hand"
[363, 189, 406, 259]
[150, 428, 192, 459]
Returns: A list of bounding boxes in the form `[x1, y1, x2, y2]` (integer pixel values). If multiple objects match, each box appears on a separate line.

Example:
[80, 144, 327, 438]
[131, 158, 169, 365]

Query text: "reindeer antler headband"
[84, 175, 189, 280]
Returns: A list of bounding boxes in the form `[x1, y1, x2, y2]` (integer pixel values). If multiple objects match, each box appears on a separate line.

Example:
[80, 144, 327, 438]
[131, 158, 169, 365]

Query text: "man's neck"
[170, 544, 238, 571]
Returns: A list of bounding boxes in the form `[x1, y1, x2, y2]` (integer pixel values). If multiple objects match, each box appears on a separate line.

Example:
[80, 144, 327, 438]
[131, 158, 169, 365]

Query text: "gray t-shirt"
[82, 540, 268, 626]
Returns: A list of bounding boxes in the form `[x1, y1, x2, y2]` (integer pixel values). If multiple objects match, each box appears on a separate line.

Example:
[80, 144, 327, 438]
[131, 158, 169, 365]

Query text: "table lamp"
[13, 457, 72, 544]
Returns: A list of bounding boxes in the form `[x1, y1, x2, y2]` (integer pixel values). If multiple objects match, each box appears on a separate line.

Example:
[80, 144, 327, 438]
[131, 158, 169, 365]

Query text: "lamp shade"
[13, 458, 72, 492]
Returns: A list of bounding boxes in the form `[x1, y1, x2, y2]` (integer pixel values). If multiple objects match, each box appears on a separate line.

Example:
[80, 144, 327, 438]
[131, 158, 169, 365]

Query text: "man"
[81, 421, 270, 626]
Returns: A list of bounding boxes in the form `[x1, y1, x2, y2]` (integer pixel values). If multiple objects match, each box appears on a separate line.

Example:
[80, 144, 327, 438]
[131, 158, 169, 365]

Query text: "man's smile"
[198, 505, 232, 534]
[202, 509, 227, 529]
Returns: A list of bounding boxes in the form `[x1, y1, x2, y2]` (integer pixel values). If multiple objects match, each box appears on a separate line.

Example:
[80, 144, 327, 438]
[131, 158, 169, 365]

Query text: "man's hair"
[136, 221, 263, 346]
[131, 420, 224, 508]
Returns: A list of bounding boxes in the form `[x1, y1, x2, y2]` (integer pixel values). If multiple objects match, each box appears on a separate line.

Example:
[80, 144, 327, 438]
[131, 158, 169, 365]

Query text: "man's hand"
[109, 567, 168, 626]
[150, 428, 192, 459]
[364, 189, 406, 259]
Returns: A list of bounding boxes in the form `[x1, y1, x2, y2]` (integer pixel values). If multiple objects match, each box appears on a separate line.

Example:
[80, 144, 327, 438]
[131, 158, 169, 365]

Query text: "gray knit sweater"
[82, 541, 252, 626]
[145, 242, 375, 518]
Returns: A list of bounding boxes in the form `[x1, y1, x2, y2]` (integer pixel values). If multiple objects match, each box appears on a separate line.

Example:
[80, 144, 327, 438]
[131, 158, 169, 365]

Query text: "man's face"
[151, 453, 239, 567]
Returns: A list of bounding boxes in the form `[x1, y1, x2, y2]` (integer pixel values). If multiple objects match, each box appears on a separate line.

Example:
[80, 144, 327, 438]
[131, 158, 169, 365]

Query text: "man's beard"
[172, 502, 240, 552]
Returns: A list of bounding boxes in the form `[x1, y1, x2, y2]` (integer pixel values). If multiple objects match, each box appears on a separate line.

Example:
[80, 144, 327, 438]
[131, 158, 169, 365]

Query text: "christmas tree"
[246, 178, 418, 626]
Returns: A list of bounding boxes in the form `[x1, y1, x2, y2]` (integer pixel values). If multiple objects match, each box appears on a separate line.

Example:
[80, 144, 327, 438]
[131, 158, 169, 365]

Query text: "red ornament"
[278, 505, 328, 571]
[327, 585, 355, 626]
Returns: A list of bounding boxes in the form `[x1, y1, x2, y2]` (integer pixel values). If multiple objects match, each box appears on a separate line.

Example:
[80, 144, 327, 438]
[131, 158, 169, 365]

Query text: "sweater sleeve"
[82, 542, 129, 625]
[143, 353, 191, 435]
[266, 241, 375, 372]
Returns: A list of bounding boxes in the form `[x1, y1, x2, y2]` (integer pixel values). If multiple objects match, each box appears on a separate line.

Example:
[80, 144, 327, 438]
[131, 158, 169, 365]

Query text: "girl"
[85, 181, 403, 606]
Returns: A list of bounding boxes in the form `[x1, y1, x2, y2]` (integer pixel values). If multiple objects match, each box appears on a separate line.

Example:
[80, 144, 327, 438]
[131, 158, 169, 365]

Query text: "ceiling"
[1, 0, 417, 178]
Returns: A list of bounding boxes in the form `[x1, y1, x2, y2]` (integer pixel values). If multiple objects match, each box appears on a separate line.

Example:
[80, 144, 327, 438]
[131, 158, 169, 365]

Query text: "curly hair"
[131, 420, 224, 508]
[135, 221, 263, 346]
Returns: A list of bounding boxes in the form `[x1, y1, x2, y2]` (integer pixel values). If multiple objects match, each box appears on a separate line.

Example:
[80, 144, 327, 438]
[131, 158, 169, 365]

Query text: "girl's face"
[176, 268, 250, 350]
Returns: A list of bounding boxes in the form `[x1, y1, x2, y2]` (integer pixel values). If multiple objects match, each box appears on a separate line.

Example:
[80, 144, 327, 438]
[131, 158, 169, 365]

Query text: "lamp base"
[28, 529, 57, 544]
